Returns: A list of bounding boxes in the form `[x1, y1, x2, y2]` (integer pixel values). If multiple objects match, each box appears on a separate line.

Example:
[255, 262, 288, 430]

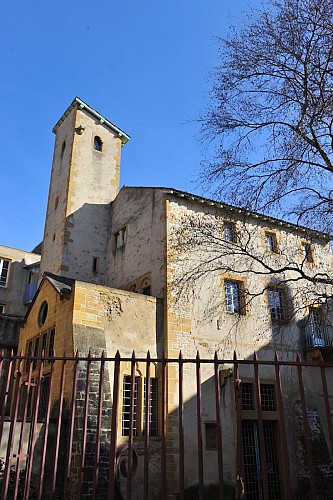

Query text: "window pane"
[268, 289, 285, 321]
[225, 281, 241, 313]
[0, 259, 10, 287]
[144, 378, 159, 437]
[48, 329, 55, 357]
[38, 377, 50, 420]
[260, 384, 276, 411]
[205, 423, 217, 449]
[224, 222, 235, 242]
[242, 383, 254, 410]
[122, 376, 138, 436]
[265, 233, 277, 253]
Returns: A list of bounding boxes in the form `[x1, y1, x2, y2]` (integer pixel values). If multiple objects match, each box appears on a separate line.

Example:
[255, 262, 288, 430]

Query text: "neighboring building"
[0, 245, 40, 352]
[3, 97, 333, 497]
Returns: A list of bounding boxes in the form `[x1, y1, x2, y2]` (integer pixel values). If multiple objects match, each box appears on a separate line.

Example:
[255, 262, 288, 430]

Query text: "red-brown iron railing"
[0, 350, 332, 499]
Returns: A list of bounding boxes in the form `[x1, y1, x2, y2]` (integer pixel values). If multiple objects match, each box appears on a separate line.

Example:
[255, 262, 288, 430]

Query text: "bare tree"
[201, 0, 333, 233]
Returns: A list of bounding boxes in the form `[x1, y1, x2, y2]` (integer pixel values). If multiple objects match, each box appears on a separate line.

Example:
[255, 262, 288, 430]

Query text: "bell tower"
[40, 97, 130, 281]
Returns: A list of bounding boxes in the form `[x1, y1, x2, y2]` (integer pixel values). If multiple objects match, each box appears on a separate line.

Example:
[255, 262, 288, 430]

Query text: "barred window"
[260, 384, 276, 411]
[242, 383, 254, 410]
[122, 375, 159, 437]
[242, 382, 276, 412]
[144, 377, 159, 437]
[122, 375, 139, 436]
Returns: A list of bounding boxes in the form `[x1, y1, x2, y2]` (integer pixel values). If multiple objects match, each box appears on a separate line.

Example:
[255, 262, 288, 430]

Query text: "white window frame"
[224, 280, 244, 314]
[0, 304, 5, 314]
[268, 287, 286, 321]
[0, 258, 10, 287]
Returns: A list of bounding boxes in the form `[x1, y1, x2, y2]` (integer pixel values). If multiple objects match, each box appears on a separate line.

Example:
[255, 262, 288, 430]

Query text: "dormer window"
[94, 136, 103, 152]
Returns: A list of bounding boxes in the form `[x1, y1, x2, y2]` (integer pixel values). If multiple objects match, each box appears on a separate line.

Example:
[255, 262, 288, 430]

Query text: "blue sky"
[0, 0, 261, 251]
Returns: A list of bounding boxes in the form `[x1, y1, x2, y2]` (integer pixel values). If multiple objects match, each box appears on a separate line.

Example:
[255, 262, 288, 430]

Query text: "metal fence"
[0, 350, 333, 500]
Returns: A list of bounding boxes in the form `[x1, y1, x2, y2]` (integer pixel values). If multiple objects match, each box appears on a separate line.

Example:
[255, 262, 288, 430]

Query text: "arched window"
[94, 136, 103, 152]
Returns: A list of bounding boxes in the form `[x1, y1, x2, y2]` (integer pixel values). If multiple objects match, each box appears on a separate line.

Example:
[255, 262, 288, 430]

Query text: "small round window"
[38, 301, 48, 327]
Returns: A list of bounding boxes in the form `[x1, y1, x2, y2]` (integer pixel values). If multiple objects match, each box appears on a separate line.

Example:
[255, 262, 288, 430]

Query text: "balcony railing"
[304, 324, 333, 350]
[23, 282, 38, 304]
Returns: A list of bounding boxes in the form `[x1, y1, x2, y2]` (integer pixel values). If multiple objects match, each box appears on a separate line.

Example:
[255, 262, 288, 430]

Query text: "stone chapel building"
[1, 97, 333, 498]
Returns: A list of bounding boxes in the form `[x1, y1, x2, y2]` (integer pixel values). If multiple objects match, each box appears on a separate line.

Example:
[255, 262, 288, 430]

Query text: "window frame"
[0, 258, 11, 288]
[93, 135, 103, 152]
[265, 231, 279, 254]
[0, 304, 5, 314]
[267, 286, 288, 322]
[205, 422, 218, 450]
[224, 279, 246, 315]
[121, 374, 159, 438]
[301, 241, 314, 263]
[112, 226, 127, 252]
[223, 221, 237, 243]
[24, 328, 56, 373]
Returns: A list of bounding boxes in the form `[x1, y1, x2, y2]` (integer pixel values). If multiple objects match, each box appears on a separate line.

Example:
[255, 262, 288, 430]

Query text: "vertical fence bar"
[233, 351, 243, 500]
[253, 352, 269, 500]
[126, 351, 136, 500]
[274, 352, 292, 499]
[50, 355, 67, 500]
[143, 351, 151, 499]
[178, 351, 185, 500]
[108, 351, 121, 500]
[196, 351, 204, 500]
[296, 353, 316, 499]
[161, 351, 167, 500]
[63, 351, 79, 499]
[92, 352, 106, 500]
[78, 351, 92, 499]
[23, 354, 45, 500]
[12, 356, 34, 500]
[1, 355, 24, 500]
[319, 358, 333, 457]
[214, 352, 224, 500]
[37, 353, 56, 499]
[0, 352, 15, 448]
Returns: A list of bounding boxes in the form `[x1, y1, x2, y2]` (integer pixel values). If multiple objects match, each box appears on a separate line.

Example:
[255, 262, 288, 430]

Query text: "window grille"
[260, 384, 276, 411]
[122, 376, 139, 436]
[242, 383, 254, 410]
[242, 420, 281, 499]
[144, 377, 159, 436]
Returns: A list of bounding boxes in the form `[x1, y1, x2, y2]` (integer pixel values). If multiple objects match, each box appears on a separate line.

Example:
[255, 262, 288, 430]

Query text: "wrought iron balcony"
[304, 324, 333, 350]
[23, 282, 38, 304]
